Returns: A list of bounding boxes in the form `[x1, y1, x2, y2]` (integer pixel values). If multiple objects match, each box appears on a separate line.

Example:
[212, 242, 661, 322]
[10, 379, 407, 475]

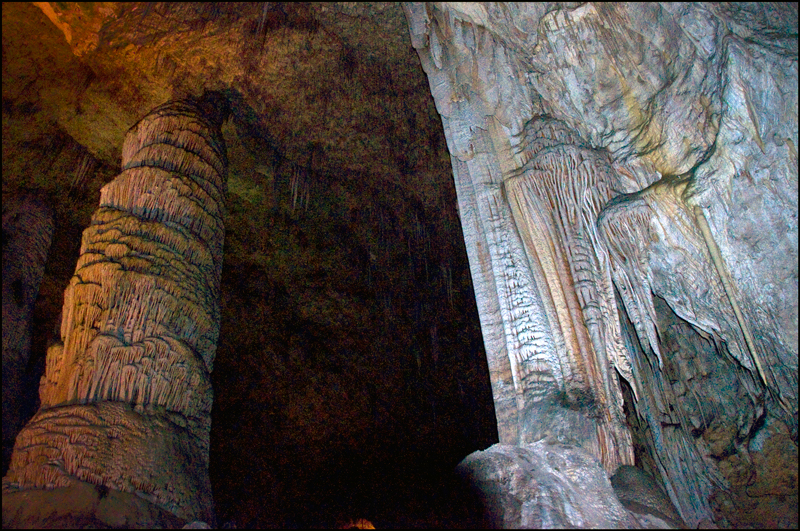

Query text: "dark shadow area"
[209, 75, 497, 529]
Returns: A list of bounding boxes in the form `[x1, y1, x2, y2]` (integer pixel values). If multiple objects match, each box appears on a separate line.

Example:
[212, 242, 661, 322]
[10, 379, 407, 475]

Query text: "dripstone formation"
[2, 95, 228, 527]
[405, 2, 797, 527]
[1, 2, 796, 529]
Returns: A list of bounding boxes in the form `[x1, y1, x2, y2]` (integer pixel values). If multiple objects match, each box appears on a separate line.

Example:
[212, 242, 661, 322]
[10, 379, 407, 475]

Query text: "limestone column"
[2, 194, 54, 470]
[2, 93, 229, 528]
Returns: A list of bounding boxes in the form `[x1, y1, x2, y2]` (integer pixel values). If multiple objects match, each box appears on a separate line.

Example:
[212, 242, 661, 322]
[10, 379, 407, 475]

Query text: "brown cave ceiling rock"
[7, 2, 448, 204]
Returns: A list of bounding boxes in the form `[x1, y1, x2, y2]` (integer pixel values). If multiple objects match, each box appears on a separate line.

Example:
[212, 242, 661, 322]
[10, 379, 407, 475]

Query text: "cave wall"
[2, 194, 54, 468]
[404, 2, 797, 527]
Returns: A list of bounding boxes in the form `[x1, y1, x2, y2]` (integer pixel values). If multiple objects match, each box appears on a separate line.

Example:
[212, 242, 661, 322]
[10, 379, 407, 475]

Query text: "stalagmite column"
[2, 94, 229, 527]
[2, 194, 54, 468]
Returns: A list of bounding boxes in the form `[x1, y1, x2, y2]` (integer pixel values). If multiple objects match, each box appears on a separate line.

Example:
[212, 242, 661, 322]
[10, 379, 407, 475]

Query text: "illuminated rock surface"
[2, 2, 796, 528]
[3, 95, 228, 525]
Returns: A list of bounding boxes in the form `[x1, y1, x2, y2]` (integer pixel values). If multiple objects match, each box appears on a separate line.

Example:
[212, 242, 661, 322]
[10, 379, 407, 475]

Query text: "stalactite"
[597, 195, 663, 372]
[3, 95, 228, 524]
[256, 2, 270, 53]
[598, 177, 754, 376]
[441, 262, 454, 310]
[694, 205, 794, 419]
[289, 161, 311, 214]
[69, 149, 97, 196]
[290, 163, 301, 212]
[596, 175, 771, 526]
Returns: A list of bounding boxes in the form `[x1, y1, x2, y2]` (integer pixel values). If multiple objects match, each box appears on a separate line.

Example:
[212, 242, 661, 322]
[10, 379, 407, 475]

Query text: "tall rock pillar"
[402, 2, 635, 473]
[2, 94, 229, 528]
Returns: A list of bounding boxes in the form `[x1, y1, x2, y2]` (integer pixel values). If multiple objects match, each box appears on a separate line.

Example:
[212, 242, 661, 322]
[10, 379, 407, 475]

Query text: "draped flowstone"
[403, 3, 797, 528]
[402, 4, 636, 476]
[597, 176, 765, 522]
[503, 117, 635, 471]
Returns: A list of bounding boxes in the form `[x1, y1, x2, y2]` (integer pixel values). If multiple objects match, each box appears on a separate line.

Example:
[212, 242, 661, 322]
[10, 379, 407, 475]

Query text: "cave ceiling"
[2, 2, 496, 527]
[3, 2, 451, 204]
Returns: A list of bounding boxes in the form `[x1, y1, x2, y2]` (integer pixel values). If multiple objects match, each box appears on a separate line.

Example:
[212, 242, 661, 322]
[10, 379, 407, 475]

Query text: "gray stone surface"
[611, 465, 686, 529]
[405, 2, 797, 527]
[456, 441, 639, 529]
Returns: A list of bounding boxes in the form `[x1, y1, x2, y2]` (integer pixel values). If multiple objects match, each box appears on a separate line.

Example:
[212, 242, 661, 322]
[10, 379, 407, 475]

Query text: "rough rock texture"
[456, 442, 638, 528]
[504, 116, 635, 468]
[1, 1, 797, 529]
[403, 2, 644, 474]
[611, 465, 686, 529]
[2, 476, 186, 529]
[2, 95, 228, 526]
[2, 2, 494, 527]
[404, 1, 797, 528]
[2, 194, 54, 468]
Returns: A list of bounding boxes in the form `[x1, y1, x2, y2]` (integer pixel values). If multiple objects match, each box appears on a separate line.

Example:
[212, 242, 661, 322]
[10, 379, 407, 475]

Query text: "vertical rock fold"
[405, 3, 797, 527]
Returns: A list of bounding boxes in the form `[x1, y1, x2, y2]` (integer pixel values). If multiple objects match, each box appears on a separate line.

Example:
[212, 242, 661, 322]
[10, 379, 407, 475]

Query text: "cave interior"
[2, 2, 797, 529]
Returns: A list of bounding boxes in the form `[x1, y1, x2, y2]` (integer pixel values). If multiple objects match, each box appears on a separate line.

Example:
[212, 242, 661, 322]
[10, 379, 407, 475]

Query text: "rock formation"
[1, 2, 796, 529]
[404, 2, 797, 527]
[456, 441, 638, 528]
[611, 465, 686, 529]
[2, 94, 228, 527]
[2, 194, 54, 469]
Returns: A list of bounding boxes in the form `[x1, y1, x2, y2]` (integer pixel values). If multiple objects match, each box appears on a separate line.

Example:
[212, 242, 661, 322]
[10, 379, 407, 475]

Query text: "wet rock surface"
[456, 442, 638, 529]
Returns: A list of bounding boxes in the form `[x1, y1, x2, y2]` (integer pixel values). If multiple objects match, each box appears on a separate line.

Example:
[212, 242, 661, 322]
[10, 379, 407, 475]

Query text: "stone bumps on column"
[2, 94, 228, 527]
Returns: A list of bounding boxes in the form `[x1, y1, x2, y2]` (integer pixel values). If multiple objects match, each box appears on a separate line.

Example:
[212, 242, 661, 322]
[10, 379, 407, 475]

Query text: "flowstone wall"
[404, 2, 797, 527]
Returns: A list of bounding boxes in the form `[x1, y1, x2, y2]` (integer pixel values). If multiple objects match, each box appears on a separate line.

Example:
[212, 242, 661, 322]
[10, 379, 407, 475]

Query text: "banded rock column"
[2, 94, 229, 527]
